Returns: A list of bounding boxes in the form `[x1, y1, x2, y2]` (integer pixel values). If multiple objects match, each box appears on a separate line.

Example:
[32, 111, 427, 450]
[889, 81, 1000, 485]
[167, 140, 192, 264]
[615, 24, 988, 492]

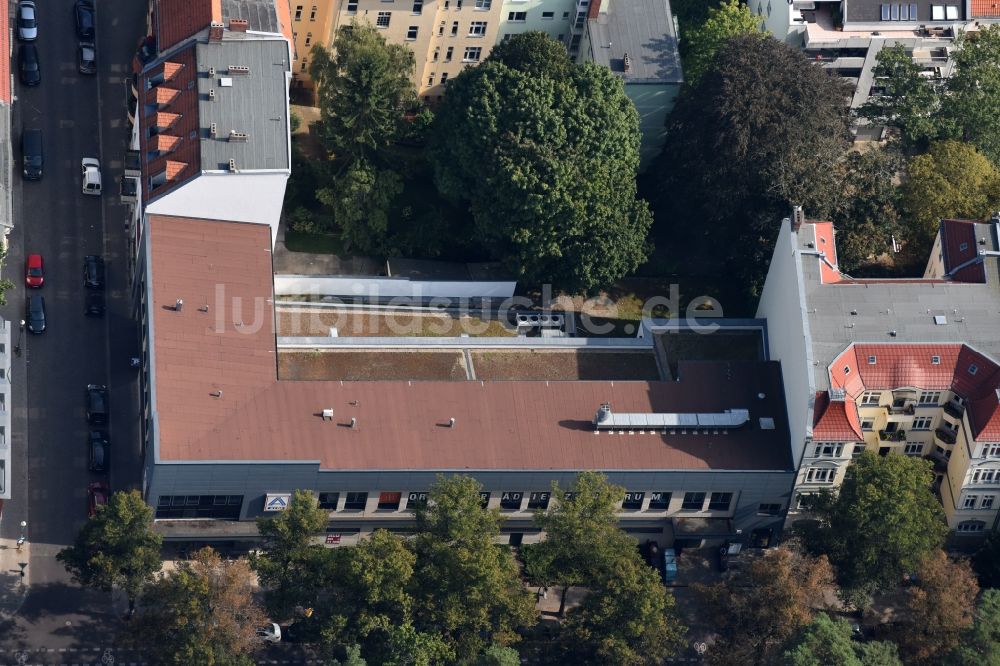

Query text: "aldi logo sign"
[264, 494, 291, 512]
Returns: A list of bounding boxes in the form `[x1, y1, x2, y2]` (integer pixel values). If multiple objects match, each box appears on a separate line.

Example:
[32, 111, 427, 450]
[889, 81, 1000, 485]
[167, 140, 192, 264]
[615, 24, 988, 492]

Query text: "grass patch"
[284, 230, 345, 255]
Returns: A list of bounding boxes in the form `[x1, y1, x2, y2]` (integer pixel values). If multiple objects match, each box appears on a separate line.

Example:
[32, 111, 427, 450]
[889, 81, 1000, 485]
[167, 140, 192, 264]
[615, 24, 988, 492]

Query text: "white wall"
[145, 172, 289, 246]
[497, 0, 576, 42]
[274, 275, 518, 299]
[756, 219, 815, 470]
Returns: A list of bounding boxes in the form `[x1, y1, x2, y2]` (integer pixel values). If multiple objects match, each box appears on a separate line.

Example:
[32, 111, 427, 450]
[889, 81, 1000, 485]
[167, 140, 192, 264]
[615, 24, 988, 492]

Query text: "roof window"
[868, 356, 877, 365]
[969, 364, 979, 375]
[931, 355, 941, 365]
[843, 366, 851, 375]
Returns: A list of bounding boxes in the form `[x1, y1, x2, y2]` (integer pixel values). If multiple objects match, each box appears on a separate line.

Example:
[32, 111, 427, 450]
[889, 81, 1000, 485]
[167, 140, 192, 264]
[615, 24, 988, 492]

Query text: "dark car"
[21, 128, 43, 180]
[78, 42, 96, 74]
[25, 294, 45, 333]
[88, 430, 109, 472]
[83, 255, 105, 289]
[87, 481, 109, 516]
[85, 291, 105, 317]
[86, 384, 108, 425]
[75, 0, 95, 41]
[18, 43, 40, 87]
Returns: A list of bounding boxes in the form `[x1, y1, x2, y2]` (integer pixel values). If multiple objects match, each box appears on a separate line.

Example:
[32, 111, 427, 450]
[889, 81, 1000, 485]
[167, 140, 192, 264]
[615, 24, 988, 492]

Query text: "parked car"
[256, 623, 281, 643]
[75, 0, 95, 41]
[18, 43, 40, 87]
[85, 291, 105, 317]
[662, 547, 678, 583]
[86, 384, 108, 425]
[78, 42, 96, 74]
[21, 128, 43, 180]
[88, 430, 109, 473]
[25, 254, 43, 288]
[87, 481, 109, 516]
[25, 294, 45, 333]
[17, 1, 37, 41]
[83, 255, 105, 288]
[81, 158, 102, 195]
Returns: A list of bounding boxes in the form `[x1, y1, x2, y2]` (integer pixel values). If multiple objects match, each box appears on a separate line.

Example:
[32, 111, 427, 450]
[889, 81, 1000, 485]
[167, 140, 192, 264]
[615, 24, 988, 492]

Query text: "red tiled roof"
[150, 216, 794, 471]
[165, 160, 188, 180]
[154, 0, 219, 52]
[972, 0, 1000, 17]
[941, 219, 987, 283]
[154, 112, 181, 129]
[154, 135, 181, 153]
[163, 62, 185, 81]
[828, 343, 1000, 441]
[813, 392, 863, 441]
[807, 222, 843, 284]
[155, 87, 181, 105]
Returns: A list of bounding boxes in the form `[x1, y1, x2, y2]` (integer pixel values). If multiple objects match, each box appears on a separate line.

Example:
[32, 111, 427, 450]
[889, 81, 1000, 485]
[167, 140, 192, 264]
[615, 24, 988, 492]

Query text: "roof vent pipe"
[448, 417, 456, 428]
[594, 402, 612, 425]
[175, 299, 183, 311]
[350, 417, 357, 429]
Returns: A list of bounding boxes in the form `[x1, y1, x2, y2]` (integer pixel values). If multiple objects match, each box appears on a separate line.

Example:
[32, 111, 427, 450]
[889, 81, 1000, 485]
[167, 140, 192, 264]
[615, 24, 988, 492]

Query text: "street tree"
[858, 44, 940, 148]
[559, 556, 686, 665]
[57, 489, 162, 613]
[902, 141, 1000, 244]
[431, 33, 652, 292]
[940, 25, 1000, 165]
[410, 476, 537, 662]
[782, 614, 902, 666]
[949, 588, 1000, 665]
[483, 30, 572, 78]
[126, 548, 266, 666]
[889, 550, 978, 665]
[252, 489, 334, 620]
[829, 148, 905, 273]
[802, 451, 948, 607]
[655, 35, 851, 295]
[309, 21, 416, 164]
[525, 471, 637, 615]
[694, 545, 835, 666]
[681, 0, 767, 86]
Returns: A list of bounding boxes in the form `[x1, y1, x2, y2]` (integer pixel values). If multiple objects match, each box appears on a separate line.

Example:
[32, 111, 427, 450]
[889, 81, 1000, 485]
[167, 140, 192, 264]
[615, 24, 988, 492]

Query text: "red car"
[87, 481, 109, 516]
[25, 254, 43, 287]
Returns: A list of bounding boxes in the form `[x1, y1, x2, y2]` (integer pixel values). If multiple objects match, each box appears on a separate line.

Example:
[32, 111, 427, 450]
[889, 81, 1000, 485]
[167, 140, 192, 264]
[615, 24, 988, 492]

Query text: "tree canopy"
[430, 32, 652, 291]
[681, 0, 767, 86]
[782, 614, 902, 666]
[801, 452, 947, 607]
[949, 588, 1000, 665]
[57, 489, 163, 611]
[858, 44, 939, 148]
[940, 25, 1000, 165]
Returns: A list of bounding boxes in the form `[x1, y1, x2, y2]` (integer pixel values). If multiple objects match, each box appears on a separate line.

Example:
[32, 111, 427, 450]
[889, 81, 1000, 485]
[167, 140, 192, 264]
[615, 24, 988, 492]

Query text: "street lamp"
[17, 520, 26, 551]
[15, 319, 24, 355]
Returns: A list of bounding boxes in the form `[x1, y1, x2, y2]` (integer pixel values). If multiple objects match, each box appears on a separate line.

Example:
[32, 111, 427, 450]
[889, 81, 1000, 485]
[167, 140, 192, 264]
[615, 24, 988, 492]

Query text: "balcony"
[879, 428, 907, 442]
[925, 451, 949, 473]
[935, 426, 958, 445]
[944, 400, 965, 420]
[124, 150, 141, 178]
[120, 176, 138, 204]
[889, 403, 915, 416]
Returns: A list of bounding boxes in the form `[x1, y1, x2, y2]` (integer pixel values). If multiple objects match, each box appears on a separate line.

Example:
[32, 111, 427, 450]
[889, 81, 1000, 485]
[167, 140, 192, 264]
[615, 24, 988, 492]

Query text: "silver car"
[17, 1, 37, 42]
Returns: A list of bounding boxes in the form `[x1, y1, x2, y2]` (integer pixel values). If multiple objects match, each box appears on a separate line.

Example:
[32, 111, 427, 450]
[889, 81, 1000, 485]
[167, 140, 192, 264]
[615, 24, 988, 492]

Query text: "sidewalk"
[0, 537, 30, 617]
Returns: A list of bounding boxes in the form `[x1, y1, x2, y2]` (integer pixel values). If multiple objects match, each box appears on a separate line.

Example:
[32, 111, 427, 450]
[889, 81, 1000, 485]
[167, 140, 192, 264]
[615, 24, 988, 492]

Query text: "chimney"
[209, 21, 225, 42]
[209, 88, 216, 102]
[229, 18, 249, 33]
[228, 65, 250, 75]
[210, 122, 217, 138]
[448, 417, 456, 428]
[792, 205, 805, 231]
[622, 52, 631, 72]
[228, 130, 249, 142]
[349, 417, 357, 429]
[228, 158, 237, 172]
[174, 299, 184, 311]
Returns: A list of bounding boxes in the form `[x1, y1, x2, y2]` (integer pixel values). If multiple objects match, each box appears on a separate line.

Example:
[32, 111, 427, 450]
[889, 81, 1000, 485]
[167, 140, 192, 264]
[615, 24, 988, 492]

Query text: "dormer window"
[843, 366, 851, 375]
[969, 364, 979, 375]
[868, 356, 877, 365]
[931, 356, 941, 365]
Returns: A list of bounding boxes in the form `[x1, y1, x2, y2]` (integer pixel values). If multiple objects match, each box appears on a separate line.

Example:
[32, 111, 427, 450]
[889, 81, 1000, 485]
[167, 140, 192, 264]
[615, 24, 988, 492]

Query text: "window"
[861, 391, 881, 405]
[796, 493, 817, 510]
[904, 443, 924, 456]
[304, 32, 312, 46]
[438, 23, 445, 35]
[563, 11, 570, 17]
[919, 391, 941, 405]
[542, 10, 554, 18]
[508, 11, 527, 21]
[344, 492, 368, 510]
[982, 495, 996, 510]
[347, 0, 357, 10]
[469, 20, 487, 35]
[310, 5, 317, 20]
[861, 419, 875, 431]
[479, 491, 490, 508]
[527, 491, 550, 510]
[452, 21, 459, 35]
[958, 520, 985, 533]
[413, 0, 423, 13]
[868, 355, 877, 365]
[912, 417, 932, 430]
[969, 364, 979, 376]
[295, 5, 303, 20]
[814, 443, 844, 458]
[475, 0, 491, 7]
[708, 492, 733, 511]
[973, 469, 1000, 484]
[964, 495, 979, 509]
[440, 72, 449, 85]
[406, 25, 418, 39]
[758, 503, 782, 516]
[946, 5, 959, 19]
[987, 445, 1000, 457]
[843, 365, 851, 376]
[318, 492, 339, 509]
[445, 46, 454, 61]
[433, 47, 439, 61]
[427, 74, 435, 86]
[457, 0, 463, 7]
[931, 355, 941, 365]
[463, 46, 482, 61]
[647, 491, 671, 510]
[805, 467, 835, 484]
[378, 492, 402, 511]
[852, 444, 865, 458]
[155, 495, 244, 519]
[376, 11, 391, 27]
[681, 492, 705, 511]
[406, 492, 428, 510]
[622, 492, 644, 511]
[500, 491, 523, 511]
[300, 58, 308, 71]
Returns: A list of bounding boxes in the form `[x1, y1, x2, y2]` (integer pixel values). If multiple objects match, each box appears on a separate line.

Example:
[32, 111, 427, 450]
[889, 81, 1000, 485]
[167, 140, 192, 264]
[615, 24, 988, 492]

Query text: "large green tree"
[655, 34, 852, 296]
[858, 44, 940, 148]
[902, 141, 1000, 244]
[949, 588, 1000, 665]
[681, 0, 767, 86]
[57, 489, 162, 612]
[127, 548, 266, 666]
[316, 159, 403, 254]
[802, 452, 948, 607]
[309, 21, 416, 163]
[410, 476, 537, 662]
[431, 32, 652, 291]
[940, 25, 1000, 165]
[781, 614, 901, 666]
[973, 529, 1000, 588]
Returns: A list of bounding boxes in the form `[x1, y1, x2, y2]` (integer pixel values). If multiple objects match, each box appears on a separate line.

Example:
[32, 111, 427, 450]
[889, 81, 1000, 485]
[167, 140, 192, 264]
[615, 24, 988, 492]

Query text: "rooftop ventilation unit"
[515, 313, 564, 328]
[209, 66, 216, 76]
[228, 65, 250, 75]
[209, 88, 216, 101]
[593, 403, 751, 431]
[322, 408, 334, 421]
[210, 122, 217, 137]
[228, 130, 249, 142]
[228, 158, 237, 172]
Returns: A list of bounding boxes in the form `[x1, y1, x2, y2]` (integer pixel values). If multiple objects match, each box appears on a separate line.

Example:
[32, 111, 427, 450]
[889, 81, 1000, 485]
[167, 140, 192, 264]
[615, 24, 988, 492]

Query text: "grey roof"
[799, 221, 1000, 391]
[843, 0, 966, 25]
[196, 39, 290, 172]
[222, 0, 280, 34]
[586, 0, 682, 84]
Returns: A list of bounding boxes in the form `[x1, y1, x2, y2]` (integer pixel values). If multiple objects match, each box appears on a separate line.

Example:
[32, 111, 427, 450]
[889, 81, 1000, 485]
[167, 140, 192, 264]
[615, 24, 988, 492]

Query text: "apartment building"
[758, 210, 1000, 538]
[290, 3, 338, 84]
